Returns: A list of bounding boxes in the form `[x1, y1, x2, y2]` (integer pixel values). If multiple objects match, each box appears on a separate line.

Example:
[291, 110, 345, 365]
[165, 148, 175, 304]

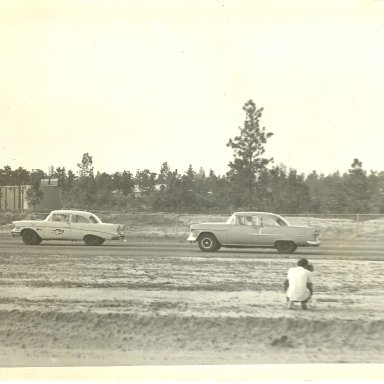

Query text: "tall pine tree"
[227, 100, 273, 210]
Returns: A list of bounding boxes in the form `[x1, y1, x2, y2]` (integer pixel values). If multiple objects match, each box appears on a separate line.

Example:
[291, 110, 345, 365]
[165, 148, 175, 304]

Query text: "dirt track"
[1, 234, 384, 366]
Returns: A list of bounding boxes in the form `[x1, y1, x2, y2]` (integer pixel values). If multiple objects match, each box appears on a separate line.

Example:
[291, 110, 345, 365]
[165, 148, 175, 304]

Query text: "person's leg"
[287, 297, 295, 309]
[300, 295, 311, 309]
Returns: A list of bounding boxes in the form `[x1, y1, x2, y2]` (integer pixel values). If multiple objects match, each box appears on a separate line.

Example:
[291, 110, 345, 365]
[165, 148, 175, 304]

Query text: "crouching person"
[284, 258, 313, 310]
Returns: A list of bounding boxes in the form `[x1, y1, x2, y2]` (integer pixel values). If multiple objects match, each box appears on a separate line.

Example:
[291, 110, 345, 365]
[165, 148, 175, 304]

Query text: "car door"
[71, 213, 93, 240]
[225, 215, 263, 245]
[42, 212, 71, 240]
[257, 216, 283, 245]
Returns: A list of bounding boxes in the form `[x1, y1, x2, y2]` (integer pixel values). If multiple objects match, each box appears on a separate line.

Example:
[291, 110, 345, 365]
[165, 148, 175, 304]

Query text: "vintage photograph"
[1, 0, 384, 381]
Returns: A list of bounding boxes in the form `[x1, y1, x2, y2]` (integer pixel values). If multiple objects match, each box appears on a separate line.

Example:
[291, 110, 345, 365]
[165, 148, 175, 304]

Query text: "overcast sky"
[1, 0, 384, 177]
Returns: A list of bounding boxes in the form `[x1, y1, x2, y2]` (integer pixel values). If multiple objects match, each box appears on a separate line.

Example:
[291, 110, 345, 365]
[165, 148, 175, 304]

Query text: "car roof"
[234, 212, 284, 218]
[50, 210, 95, 216]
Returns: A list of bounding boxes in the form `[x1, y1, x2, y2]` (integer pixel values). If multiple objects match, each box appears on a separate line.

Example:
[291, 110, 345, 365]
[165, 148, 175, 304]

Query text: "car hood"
[12, 220, 45, 226]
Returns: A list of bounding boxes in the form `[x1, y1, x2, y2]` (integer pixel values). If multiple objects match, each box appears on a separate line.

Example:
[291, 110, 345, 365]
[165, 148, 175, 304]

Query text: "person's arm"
[306, 270, 313, 294]
[284, 278, 289, 291]
[307, 282, 313, 295]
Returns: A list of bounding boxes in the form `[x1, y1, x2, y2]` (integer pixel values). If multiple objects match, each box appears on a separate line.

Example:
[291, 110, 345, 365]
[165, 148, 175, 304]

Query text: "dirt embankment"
[1, 238, 384, 366]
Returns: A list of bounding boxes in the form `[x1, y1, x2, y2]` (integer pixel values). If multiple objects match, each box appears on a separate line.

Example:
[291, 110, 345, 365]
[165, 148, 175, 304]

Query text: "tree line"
[1, 157, 383, 214]
[2, 100, 384, 214]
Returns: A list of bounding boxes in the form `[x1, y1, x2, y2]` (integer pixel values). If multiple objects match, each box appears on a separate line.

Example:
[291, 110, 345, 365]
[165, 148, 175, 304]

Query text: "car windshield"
[225, 214, 237, 224]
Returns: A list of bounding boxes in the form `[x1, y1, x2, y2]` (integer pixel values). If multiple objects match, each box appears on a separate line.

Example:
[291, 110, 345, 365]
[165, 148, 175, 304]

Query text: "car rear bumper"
[111, 234, 125, 240]
[306, 240, 321, 247]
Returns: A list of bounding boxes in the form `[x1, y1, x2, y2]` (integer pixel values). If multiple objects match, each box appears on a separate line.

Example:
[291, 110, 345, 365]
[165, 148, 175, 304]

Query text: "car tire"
[21, 229, 42, 245]
[198, 233, 220, 252]
[83, 235, 105, 246]
[275, 241, 297, 254]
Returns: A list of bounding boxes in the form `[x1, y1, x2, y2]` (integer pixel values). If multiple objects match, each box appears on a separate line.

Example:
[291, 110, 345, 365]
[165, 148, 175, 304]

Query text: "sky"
[1, 0, 384, 177]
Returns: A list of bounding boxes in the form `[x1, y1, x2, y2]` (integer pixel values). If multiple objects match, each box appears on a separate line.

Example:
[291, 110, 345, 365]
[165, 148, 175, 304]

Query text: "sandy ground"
[1, 212, 384, 381]
[1, 230, 384, 370]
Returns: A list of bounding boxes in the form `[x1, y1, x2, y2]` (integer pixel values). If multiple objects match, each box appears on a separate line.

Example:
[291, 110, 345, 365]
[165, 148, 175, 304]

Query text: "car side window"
[262, 217, 278, 226]
[73, 215, 90, 224]
[89, 215, 98, 224]
[245, 216, 256, 226]
[51, 213, 70, 223]
[237, 216, 257, 226]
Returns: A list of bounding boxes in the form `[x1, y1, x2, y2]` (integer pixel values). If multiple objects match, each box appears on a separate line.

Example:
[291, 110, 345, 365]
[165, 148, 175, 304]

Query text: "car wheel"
[275, 241, 297, 254]
[198, 233, 220, 252]
[84, 235, 105, 246]
[21, 229, 42, 245]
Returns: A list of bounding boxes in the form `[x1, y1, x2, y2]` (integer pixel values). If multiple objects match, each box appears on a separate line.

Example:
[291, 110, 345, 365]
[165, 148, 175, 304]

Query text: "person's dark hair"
[297, 258, 309, 268]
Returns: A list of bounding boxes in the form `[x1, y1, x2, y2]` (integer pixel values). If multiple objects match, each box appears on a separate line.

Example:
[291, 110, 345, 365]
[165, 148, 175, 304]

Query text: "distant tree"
[179, 165, 196, 211]
[256, 165, 287, 212]
[0, 166, 31, 186]
[120, 171, 134, 196]
[11, 167, 30, 185]
[344, 159, 369, 213]
[305, 171, 322, 213]
[26, 174, 44, 211]
[95, 172, 113, 192]
[76, 153, 95, 208]
[135, 169, 156, 196]
[283, 169, 310, 213]
[318, 172, 348, 213]
[369, 171, 384, 213]
[200, 170, 231, 212]
[151, 163, 173, 211]
[54, 167, 67, 188]
[77, 153, 94, 178]
[157, 162, 172, 185]
[65, 169, 76, 192]
[227, 100, 274, 210]
[30, 169, 46, 185]
[0, 166, 12, 185]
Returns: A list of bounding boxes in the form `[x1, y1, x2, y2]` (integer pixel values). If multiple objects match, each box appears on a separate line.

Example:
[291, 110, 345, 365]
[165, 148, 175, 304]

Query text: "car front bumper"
[187, 233, 197, 242]
[11, 229, 21, 237]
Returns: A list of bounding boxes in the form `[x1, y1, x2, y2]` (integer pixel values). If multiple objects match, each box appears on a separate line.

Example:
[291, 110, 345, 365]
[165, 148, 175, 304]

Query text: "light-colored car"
[11, 210, 125, 246]
[187, 212, 320, 254]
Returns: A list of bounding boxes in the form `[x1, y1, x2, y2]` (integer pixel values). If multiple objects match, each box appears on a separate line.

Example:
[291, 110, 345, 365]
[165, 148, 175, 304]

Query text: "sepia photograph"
[1, 0, 384, 382]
